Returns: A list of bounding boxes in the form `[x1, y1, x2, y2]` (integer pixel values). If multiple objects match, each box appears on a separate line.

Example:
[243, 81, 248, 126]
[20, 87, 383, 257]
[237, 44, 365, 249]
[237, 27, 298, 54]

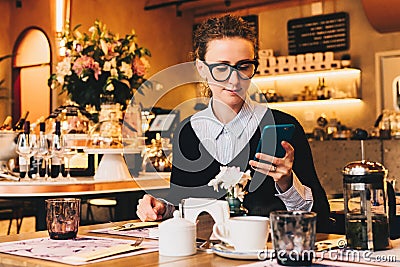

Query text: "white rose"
[103, 61, 112, 71]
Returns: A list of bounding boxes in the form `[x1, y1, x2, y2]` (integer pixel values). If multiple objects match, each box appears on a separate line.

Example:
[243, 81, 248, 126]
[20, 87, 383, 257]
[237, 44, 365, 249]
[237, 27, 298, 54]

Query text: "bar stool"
[0, 200, 24, 235]
[86, 198, 117, 223]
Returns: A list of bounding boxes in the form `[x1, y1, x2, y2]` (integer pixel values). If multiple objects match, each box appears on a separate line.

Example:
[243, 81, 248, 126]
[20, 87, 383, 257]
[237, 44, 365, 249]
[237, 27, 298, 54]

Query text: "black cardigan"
[167, 108, 330, 232]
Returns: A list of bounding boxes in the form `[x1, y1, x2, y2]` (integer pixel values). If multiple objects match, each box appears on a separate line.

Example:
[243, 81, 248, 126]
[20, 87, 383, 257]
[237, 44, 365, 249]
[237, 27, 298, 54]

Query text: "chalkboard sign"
[243, 14, 259, 43]
[288, 12, 349, 55]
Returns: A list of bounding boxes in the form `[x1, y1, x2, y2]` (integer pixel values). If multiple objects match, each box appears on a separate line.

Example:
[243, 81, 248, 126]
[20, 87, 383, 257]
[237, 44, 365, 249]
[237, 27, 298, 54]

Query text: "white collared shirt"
[189, 97, 313, 212]
[191, 98, 266, 165]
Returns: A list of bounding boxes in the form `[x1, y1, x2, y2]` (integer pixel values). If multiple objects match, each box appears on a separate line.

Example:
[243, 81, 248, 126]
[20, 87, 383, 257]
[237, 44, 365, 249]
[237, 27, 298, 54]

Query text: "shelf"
[252, 68, 360, 82]
[267, 98, 362, 108]
[250, 68, 361, 102]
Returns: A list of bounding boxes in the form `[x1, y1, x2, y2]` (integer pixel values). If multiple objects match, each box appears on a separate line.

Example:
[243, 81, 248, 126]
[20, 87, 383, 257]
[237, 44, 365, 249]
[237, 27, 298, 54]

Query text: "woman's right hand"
[136, 194, 166, 221]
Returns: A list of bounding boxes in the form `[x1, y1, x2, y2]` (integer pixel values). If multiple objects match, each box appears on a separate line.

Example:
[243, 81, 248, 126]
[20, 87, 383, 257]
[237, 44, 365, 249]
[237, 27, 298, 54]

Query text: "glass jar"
[87, 103, 123, 148]
[343, 160, 391, 251]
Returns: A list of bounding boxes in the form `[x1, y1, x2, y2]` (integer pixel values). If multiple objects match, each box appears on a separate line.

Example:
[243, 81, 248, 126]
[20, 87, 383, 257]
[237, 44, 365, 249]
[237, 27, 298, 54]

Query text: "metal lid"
[342, 160, 387, 176]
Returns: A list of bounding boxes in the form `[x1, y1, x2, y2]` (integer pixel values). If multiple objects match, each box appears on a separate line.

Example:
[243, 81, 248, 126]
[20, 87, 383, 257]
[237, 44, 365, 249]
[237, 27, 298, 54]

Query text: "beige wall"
[0, 0, 12, 121]
[0, 0, 196, 123]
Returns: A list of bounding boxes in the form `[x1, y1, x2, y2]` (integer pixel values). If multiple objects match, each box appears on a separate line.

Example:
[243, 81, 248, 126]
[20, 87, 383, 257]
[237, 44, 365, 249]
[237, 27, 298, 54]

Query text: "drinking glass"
[270, 211, 317, 266]
[16, 133, 37, 180]
[46, 198, 81, 240]
[62, 135, 78, 180]
[37, 134, 53, 179]
[30, 134, 42, 179]
[52, 133, 64, 180]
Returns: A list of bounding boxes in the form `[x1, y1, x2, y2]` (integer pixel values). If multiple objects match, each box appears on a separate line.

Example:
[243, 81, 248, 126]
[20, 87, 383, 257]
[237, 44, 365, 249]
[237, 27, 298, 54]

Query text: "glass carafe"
[343, 161, 391, 251]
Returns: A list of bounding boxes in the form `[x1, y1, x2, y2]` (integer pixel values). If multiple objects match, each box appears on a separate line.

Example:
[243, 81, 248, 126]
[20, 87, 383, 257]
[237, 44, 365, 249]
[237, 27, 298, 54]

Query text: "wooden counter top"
[0, 172, 170, 197]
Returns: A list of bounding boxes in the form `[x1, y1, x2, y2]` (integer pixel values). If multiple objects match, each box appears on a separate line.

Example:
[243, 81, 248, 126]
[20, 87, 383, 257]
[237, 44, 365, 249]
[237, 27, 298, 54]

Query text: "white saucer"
[211, 244, 273, 260]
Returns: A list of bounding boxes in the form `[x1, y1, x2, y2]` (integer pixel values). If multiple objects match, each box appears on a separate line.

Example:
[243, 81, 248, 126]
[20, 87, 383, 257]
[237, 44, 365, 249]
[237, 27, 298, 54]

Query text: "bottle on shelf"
[379, 110, 391, 139]
[37, 122, 47, 177]
[316, 78, 326, 100]
[0, 116, 12, 130]
[13, 111, 29, 131]
[51, 121, 62, 178]
[27, 121, 40, 179]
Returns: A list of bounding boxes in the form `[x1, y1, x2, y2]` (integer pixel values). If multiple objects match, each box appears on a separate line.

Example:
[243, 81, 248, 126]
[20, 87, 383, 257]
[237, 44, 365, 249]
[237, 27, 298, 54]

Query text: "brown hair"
[192, 14, 258, 61]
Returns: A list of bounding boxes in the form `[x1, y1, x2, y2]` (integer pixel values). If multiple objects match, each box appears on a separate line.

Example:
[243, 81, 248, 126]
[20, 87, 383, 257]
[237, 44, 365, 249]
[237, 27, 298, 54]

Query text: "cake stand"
[84, 147, 142, 181]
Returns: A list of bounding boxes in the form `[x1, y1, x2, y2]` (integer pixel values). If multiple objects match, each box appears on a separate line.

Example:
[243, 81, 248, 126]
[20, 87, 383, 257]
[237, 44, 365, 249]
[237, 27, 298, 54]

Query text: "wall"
[0, 0, 12, 122]
[0, 0, 196, 122]
[310, 139, 399, 195]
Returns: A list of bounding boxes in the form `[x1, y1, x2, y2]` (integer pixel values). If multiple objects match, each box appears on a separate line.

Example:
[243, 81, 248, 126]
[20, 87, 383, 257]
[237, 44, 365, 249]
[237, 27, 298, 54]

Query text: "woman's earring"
[200, 80, 212, 97]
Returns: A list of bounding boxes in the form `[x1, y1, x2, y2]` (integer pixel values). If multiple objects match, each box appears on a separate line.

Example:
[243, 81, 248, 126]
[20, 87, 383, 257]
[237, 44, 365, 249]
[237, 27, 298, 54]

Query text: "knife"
[111, 221, 159, 231]
[63, 244, 143, 262]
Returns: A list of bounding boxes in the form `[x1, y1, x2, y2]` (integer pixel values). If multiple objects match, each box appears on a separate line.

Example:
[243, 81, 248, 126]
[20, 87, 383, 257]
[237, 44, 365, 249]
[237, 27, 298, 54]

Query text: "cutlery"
[109, 221, 159, 231]
[63, 237, 144, 262]
[0, 172, 20, 181]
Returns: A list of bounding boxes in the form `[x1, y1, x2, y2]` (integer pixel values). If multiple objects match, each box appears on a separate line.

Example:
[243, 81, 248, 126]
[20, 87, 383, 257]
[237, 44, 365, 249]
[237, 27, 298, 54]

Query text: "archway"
[12, 27, 51, 126]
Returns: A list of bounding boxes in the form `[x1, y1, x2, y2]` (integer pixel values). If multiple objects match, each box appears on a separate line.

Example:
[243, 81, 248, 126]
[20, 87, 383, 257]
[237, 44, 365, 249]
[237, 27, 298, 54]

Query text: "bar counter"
[0, 173, 170, 231]
[0, 172, 170, 197]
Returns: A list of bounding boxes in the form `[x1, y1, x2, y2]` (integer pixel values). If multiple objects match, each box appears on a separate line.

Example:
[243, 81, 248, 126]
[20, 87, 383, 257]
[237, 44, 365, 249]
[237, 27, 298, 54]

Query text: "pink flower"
[72, 55, 102, 80]
[133, 56, 146, 76]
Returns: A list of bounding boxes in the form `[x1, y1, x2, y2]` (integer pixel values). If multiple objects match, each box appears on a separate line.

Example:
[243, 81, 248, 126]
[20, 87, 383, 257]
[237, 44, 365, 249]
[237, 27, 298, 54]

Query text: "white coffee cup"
[213, 216, 269, 251]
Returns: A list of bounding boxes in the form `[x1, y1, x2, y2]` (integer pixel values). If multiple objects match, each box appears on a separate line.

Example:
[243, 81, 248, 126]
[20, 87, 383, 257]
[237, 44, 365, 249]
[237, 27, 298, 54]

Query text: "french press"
[343, 160, 391, 251]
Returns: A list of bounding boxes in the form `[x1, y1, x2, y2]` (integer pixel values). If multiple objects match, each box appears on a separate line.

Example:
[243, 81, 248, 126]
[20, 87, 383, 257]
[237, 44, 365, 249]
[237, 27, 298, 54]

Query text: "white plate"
[211, 244, 272, 260]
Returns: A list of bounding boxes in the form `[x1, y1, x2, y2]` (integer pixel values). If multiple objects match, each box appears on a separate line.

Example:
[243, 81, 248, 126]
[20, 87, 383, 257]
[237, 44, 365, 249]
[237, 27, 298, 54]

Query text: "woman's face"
[198, 37, 255, 110]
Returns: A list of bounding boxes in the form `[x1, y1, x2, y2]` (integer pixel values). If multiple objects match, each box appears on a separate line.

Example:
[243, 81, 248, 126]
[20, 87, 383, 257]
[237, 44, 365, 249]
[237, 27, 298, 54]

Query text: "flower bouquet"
[208, 166, 251, 216]
[48, 20, 151, 111]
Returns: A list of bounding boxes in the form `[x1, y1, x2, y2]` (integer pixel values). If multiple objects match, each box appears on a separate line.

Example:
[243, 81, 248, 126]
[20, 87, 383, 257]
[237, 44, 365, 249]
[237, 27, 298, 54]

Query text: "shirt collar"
[205, 96, 256, 139]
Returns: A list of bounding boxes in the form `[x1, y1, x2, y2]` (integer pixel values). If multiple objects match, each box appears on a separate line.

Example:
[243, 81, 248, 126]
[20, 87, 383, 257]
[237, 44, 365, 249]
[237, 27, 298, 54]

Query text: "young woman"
[137, 15, 330, 232]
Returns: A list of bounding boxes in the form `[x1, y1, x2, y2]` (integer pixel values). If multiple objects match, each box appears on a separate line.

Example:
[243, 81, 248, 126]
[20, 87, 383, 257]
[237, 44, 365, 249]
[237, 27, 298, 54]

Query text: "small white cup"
[324, 51, 334, 62]
[305, 53, 314, 63]
[314, 52, 323, 62]
[213, 216, 269, 251]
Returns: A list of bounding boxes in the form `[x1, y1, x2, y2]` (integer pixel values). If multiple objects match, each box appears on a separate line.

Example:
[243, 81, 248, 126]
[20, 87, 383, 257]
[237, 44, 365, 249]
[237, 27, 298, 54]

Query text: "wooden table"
[0, 221, 397, 267]
[0, 173, 170, 231]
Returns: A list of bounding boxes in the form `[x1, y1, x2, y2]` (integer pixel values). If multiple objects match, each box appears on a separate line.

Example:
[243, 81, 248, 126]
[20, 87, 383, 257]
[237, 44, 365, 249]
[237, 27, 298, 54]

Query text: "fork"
[132, 237, 144, 246]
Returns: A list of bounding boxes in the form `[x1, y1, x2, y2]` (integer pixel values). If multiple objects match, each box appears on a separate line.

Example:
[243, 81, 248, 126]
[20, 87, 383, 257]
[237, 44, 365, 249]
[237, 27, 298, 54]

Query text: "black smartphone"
[255, 124, 295, 158]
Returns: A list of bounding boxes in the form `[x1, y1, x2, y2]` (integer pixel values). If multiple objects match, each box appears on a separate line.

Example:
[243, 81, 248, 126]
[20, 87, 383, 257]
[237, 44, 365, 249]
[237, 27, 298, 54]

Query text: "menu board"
[243, 14, 259, 42]
[288, 12, 349, 55]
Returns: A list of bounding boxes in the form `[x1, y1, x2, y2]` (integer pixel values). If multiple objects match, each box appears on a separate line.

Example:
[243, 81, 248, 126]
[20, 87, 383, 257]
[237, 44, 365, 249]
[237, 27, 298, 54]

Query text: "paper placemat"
[90, 226, 159, 239]
[0, 235, 158, 265]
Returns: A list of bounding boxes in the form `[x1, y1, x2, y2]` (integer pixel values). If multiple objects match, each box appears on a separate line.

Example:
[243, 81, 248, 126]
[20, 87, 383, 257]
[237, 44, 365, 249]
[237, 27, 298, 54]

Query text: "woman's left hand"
[249, 141, 294, 192]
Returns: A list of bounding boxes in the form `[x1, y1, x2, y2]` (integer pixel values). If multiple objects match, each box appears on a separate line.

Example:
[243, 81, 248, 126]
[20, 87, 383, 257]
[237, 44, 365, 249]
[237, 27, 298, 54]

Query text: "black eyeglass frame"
[202, 59, 259, 82]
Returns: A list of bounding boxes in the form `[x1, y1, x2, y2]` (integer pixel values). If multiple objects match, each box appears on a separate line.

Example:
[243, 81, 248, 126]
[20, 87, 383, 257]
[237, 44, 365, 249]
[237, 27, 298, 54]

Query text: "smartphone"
[255, 124, 295, 158]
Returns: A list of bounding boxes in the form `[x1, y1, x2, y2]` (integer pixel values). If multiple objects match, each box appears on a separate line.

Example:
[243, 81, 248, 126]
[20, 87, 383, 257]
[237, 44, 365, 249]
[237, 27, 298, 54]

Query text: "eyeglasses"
[203, 59, 259, 82]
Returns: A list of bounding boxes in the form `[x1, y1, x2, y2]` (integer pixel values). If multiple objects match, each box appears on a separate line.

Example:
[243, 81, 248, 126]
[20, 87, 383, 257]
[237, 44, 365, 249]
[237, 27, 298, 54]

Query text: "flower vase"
[226, 195, 248, 217]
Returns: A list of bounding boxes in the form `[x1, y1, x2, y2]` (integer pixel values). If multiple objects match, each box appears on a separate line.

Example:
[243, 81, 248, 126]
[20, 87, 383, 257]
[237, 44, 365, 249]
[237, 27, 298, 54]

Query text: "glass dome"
[87, 103, 123, 148]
